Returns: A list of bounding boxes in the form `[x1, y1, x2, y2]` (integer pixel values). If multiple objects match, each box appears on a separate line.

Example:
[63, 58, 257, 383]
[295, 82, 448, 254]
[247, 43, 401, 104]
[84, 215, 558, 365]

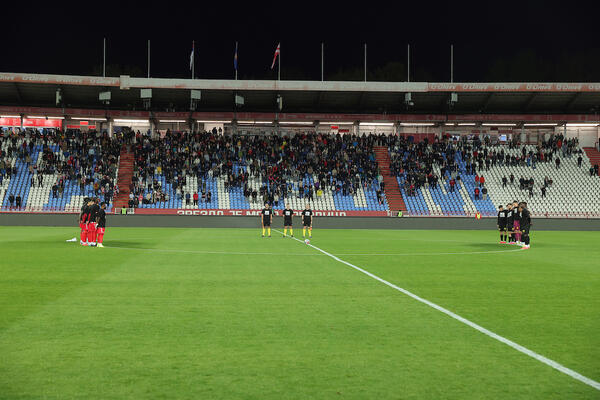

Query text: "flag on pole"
[189, 41, 195, 71]
[271, 43, 280, 69]
[234, 42, 238, 71]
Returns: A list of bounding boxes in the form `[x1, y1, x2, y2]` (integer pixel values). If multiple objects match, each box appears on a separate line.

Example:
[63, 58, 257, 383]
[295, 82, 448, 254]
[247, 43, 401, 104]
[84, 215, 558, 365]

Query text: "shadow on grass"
[463, 243, 547, 251]
[102, 241, 148, 248]
[463, 242, 531, 251]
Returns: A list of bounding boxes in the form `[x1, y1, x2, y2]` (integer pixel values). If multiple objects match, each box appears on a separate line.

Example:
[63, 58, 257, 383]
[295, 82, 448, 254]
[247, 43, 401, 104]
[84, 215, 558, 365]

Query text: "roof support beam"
[357, 92, 368, 111]
[565, 92, 582, 111]
[59, 85, 67, 107]
[524, 93, 538, 110]
[480, 93, 494, 112]
[13, 83, 23, 104]
[314, 91, 325, 108]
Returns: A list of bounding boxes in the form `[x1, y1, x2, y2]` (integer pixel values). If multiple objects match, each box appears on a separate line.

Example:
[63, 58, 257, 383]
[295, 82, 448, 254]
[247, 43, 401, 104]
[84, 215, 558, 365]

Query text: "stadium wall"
[565, 126, 600, 147]
[1, 213, 599, 231]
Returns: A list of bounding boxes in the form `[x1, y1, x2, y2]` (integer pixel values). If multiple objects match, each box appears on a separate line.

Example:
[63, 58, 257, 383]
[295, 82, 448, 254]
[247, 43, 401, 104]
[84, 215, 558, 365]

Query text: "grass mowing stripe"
[274, 229, 600, 391]
[334, 249, 524, 256]
[102, 245, 324, 256]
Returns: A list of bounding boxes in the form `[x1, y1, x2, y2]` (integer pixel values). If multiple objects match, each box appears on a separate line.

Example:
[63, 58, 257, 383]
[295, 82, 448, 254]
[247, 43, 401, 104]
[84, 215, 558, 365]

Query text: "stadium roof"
[1, 72, 600, 118]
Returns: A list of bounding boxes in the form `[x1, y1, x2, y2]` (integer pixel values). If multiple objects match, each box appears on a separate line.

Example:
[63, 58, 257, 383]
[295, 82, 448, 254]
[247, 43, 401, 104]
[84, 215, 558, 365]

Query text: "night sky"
[2, 1, 599, 82]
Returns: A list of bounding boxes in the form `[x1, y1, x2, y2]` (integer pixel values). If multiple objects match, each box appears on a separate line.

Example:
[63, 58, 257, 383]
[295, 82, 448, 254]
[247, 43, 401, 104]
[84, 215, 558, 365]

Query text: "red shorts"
[79, 222, 86, 230]
[97, 227, 105, 235]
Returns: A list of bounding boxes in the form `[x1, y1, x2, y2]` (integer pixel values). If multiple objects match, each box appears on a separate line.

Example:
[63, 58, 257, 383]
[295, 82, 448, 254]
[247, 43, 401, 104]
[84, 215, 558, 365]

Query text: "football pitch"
[0, 226, 599, 399]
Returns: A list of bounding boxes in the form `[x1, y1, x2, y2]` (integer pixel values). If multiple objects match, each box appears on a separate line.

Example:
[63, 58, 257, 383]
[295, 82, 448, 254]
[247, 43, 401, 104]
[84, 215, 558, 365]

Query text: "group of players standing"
[78, 198, 107, 247]
[497, 201, 531, 249]
[260, 203, 313, 239]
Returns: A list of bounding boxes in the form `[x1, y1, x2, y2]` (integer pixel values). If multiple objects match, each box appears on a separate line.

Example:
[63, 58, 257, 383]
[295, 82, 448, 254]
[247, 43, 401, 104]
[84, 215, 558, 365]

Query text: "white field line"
[100, 244, 523, 257]
[103, 246, 322, 256]
[273, 229, 600, 391]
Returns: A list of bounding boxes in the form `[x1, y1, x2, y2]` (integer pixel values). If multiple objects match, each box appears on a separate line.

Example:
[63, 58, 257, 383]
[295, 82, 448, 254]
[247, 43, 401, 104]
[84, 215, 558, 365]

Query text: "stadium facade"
[1, 72, 599, 218]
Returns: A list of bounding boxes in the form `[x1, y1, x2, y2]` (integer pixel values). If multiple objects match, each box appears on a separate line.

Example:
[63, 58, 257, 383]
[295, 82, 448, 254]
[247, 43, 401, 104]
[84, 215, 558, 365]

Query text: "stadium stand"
[127, 131, 388, 212]
[387, 135, 600, 217]
[485, 143, 600, 217]
[2, 129, 599, 217]
[0, 129, 120, 212]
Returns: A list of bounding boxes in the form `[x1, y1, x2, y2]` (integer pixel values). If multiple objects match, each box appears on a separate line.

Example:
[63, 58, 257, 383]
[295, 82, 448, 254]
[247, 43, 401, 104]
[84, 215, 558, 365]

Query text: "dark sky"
[2, 1, 599, 82]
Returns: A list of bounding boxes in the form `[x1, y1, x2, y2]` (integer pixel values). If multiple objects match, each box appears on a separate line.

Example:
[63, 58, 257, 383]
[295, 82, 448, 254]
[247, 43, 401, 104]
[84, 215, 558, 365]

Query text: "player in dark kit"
[518, 202, 532, 249]
[506, 203, 515, 244]
[95, 202, 107, 248]
[79, 198, 90, 245]
[282, 203, 294, 238]
[260, 203, 272, 237]
[87, 198, 101, 246]
[510, 200, 522, 245]
[301, 204, 313, 238]
[497, 205, 508, 243]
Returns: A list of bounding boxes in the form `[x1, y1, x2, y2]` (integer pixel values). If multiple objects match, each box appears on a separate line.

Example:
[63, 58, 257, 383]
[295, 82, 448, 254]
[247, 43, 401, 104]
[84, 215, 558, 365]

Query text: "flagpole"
[103, 38, 106, 77]
[407, 44, 410, 82]
[192, 40, 195, 80]
[235, 41, 238, 80]
[147, 40, 151, 78]
[321, 42, 324, 82]
[278, 43, 281, 81]
[364, 43, 367, 82]
[450, 44, 454, 83]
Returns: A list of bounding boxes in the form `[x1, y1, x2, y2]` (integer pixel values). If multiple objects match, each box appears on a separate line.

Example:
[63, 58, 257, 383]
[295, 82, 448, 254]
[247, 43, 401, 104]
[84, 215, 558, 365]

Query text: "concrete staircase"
[374, 146, 407, 213]
[583, 147, 600, 175]
[113, 146, 135, 209]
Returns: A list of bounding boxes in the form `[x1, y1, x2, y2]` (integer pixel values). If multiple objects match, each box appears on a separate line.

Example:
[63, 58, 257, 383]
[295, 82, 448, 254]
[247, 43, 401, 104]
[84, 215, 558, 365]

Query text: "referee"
[260, 203, 272, 237]
[301, 204, 313, 239]
[282, 203, 294, 238]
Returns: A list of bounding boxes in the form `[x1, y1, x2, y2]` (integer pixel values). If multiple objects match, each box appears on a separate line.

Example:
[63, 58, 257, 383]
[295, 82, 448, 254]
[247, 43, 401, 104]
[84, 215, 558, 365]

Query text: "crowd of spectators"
[1, 128, 121, 208]
[388, 136, 456, 195]
[387, 133, 598, 201]
[3, 127, 598, 210]
[129, 130, 382, 207]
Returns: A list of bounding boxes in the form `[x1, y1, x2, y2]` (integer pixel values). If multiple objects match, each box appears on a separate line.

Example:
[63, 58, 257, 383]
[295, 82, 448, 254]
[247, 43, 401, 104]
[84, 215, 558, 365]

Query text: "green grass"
[0, 226, 599, 399]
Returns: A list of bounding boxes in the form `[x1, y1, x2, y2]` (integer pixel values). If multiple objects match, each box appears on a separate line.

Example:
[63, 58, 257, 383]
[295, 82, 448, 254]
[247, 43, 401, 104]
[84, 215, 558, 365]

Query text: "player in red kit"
[95, 202, 107, 248]
[87, 198, 100, 247]
[79, 198, 90, 246]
